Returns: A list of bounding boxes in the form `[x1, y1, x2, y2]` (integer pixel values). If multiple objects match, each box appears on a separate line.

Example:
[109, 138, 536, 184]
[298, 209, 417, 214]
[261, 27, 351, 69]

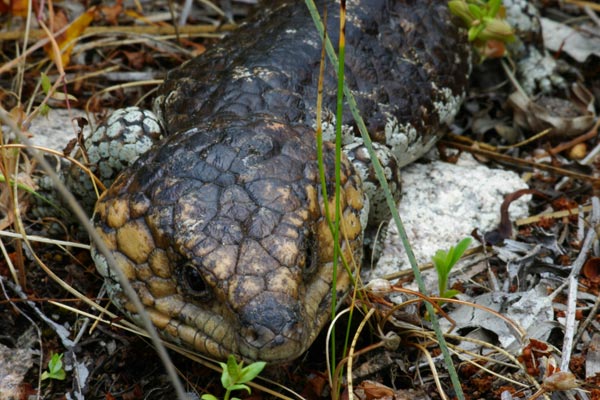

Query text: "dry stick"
[0, 22, 69, 76]
[0, 232, 19, 284]
[410, 342, 448, 400]
[440, 140, 600, 185]
[0, 230, 90, 249]
[516, 205, 593, 227]
[0, 24, 236, 41]
[4, 278, 76, 348]
[572, 291, 600, 351]
[564, 0, 600, 12]
[17, 0, 35, 102]
[560, 197, 599, 372]
[23, 20, 68, 129]
[0, 277, 45, 400]
[346, 308, 376, 399]
[325, 308, 351, 392]
[547, 122, 599, 156]
[0, 24, 235, 77]
[0, 107, 190, 400]
[585, 5, 600, 27]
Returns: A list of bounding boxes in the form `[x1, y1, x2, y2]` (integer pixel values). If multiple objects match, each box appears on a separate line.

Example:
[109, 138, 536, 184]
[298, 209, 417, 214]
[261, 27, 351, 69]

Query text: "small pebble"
[568, 143, 587, 160]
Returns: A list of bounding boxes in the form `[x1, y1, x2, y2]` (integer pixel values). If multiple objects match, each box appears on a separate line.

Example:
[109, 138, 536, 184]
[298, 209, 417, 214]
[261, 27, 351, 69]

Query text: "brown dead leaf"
[302, 373, 328, 398]
[0, 0, 31, 16]
[8, 105, 26, 130]
[98, 0, 123, 26]
[354, 380, 427, 400]
[357, 381, 395, 400]
[44, 7, 96, 67]
[508, 83, 596, 139]
[121, 50, 148, 70]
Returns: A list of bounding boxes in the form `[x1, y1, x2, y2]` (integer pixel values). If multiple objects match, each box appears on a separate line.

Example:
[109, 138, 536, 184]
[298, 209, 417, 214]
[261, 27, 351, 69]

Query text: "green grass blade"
[304, 2, 465, 398]
[0, 174, 67, 216]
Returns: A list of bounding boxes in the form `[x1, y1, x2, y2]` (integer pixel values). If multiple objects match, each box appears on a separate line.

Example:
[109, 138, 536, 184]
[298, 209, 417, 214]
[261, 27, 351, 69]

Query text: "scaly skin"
[91, 0, 469, 362]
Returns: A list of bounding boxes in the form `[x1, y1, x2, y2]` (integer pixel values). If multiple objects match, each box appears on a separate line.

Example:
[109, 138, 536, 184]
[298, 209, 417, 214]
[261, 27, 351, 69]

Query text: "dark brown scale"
[157, 0, 469, 149]
[91, 0, 469, 362]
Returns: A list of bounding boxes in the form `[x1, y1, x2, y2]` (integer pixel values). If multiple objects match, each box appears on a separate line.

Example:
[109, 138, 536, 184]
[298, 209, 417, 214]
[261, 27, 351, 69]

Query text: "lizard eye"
[179, 262, 212, 301]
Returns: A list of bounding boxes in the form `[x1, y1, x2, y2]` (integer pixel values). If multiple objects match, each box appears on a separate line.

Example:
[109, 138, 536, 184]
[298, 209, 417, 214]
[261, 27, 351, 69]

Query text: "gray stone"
[373, 154, 530, 281]
[26, 108, 88, 151]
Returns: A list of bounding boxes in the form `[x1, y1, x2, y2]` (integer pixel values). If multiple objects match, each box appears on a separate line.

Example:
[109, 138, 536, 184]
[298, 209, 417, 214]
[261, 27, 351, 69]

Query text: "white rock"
[373, 154, 530, 282]
[25, 108, 88, 151]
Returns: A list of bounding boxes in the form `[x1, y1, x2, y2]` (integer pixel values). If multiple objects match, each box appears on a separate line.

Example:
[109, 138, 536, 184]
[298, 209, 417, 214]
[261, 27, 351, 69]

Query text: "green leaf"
[226, 355, 241, 380]
[236, 361, 266, 384]
[452, 238, 472, 265]
[432, 250, 450, 274]
[40, 103, 51, 117]
[487, 0, 502, 17]
[41, 73, 51, 94]
[201, 395, 219, 400]
[220, 368, 233, 389]
[432, 237, 472, 297]
[441, 289, 461, 299]
[478, 18, 516, 42]
[448, 1, 474, 25]
[49, 354, 63, 372]
[467, 3, 483, 20]
[227, 384, 251, 394]
[468, 24, 485, 41]
[42, 353, 66, 381]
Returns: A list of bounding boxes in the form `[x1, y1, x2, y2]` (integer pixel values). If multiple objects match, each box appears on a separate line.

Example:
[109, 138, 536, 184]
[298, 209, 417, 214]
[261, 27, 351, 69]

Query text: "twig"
[441, 140, 600, 185]
[584, 6, 600, 27]
[548, 121, 599, 157]
[516, 205, 592, 226]
[560, 197, 599, 371]
[564, 0, 600, 12]
[347, 308, 376, 399]
[2, 277, 75, 348]
[573, 291, 600, 351]
[0, 24, 236, 41]
[0, 276, 44, 400]
[0, 230, 90, 249]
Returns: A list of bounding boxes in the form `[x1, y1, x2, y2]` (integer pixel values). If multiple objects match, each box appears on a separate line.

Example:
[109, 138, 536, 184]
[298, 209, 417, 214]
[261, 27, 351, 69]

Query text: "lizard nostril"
[239, 293, 303, 349]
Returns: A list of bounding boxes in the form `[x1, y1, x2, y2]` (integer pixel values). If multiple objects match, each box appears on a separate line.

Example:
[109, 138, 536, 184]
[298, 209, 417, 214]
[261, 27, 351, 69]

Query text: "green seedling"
[448, 0, 515, 58]
[40, 72, 52, 116]
[41, 353, 66, 381]
[432, 237, 472, 300]
[201, 355, 266, 400]
[39, 72, 77, 115]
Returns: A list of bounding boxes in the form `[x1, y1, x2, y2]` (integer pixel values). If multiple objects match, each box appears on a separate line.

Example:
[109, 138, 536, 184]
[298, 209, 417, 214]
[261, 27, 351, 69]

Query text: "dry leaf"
[355, 381, 395, 400]
[121, 50, 148, 70]
[542, 18, 600, 63]
[98, 0, 123, 26]
[508, 83, 596, 138]
[0, 0, 30, 16]
[44, 7, 96, 67]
